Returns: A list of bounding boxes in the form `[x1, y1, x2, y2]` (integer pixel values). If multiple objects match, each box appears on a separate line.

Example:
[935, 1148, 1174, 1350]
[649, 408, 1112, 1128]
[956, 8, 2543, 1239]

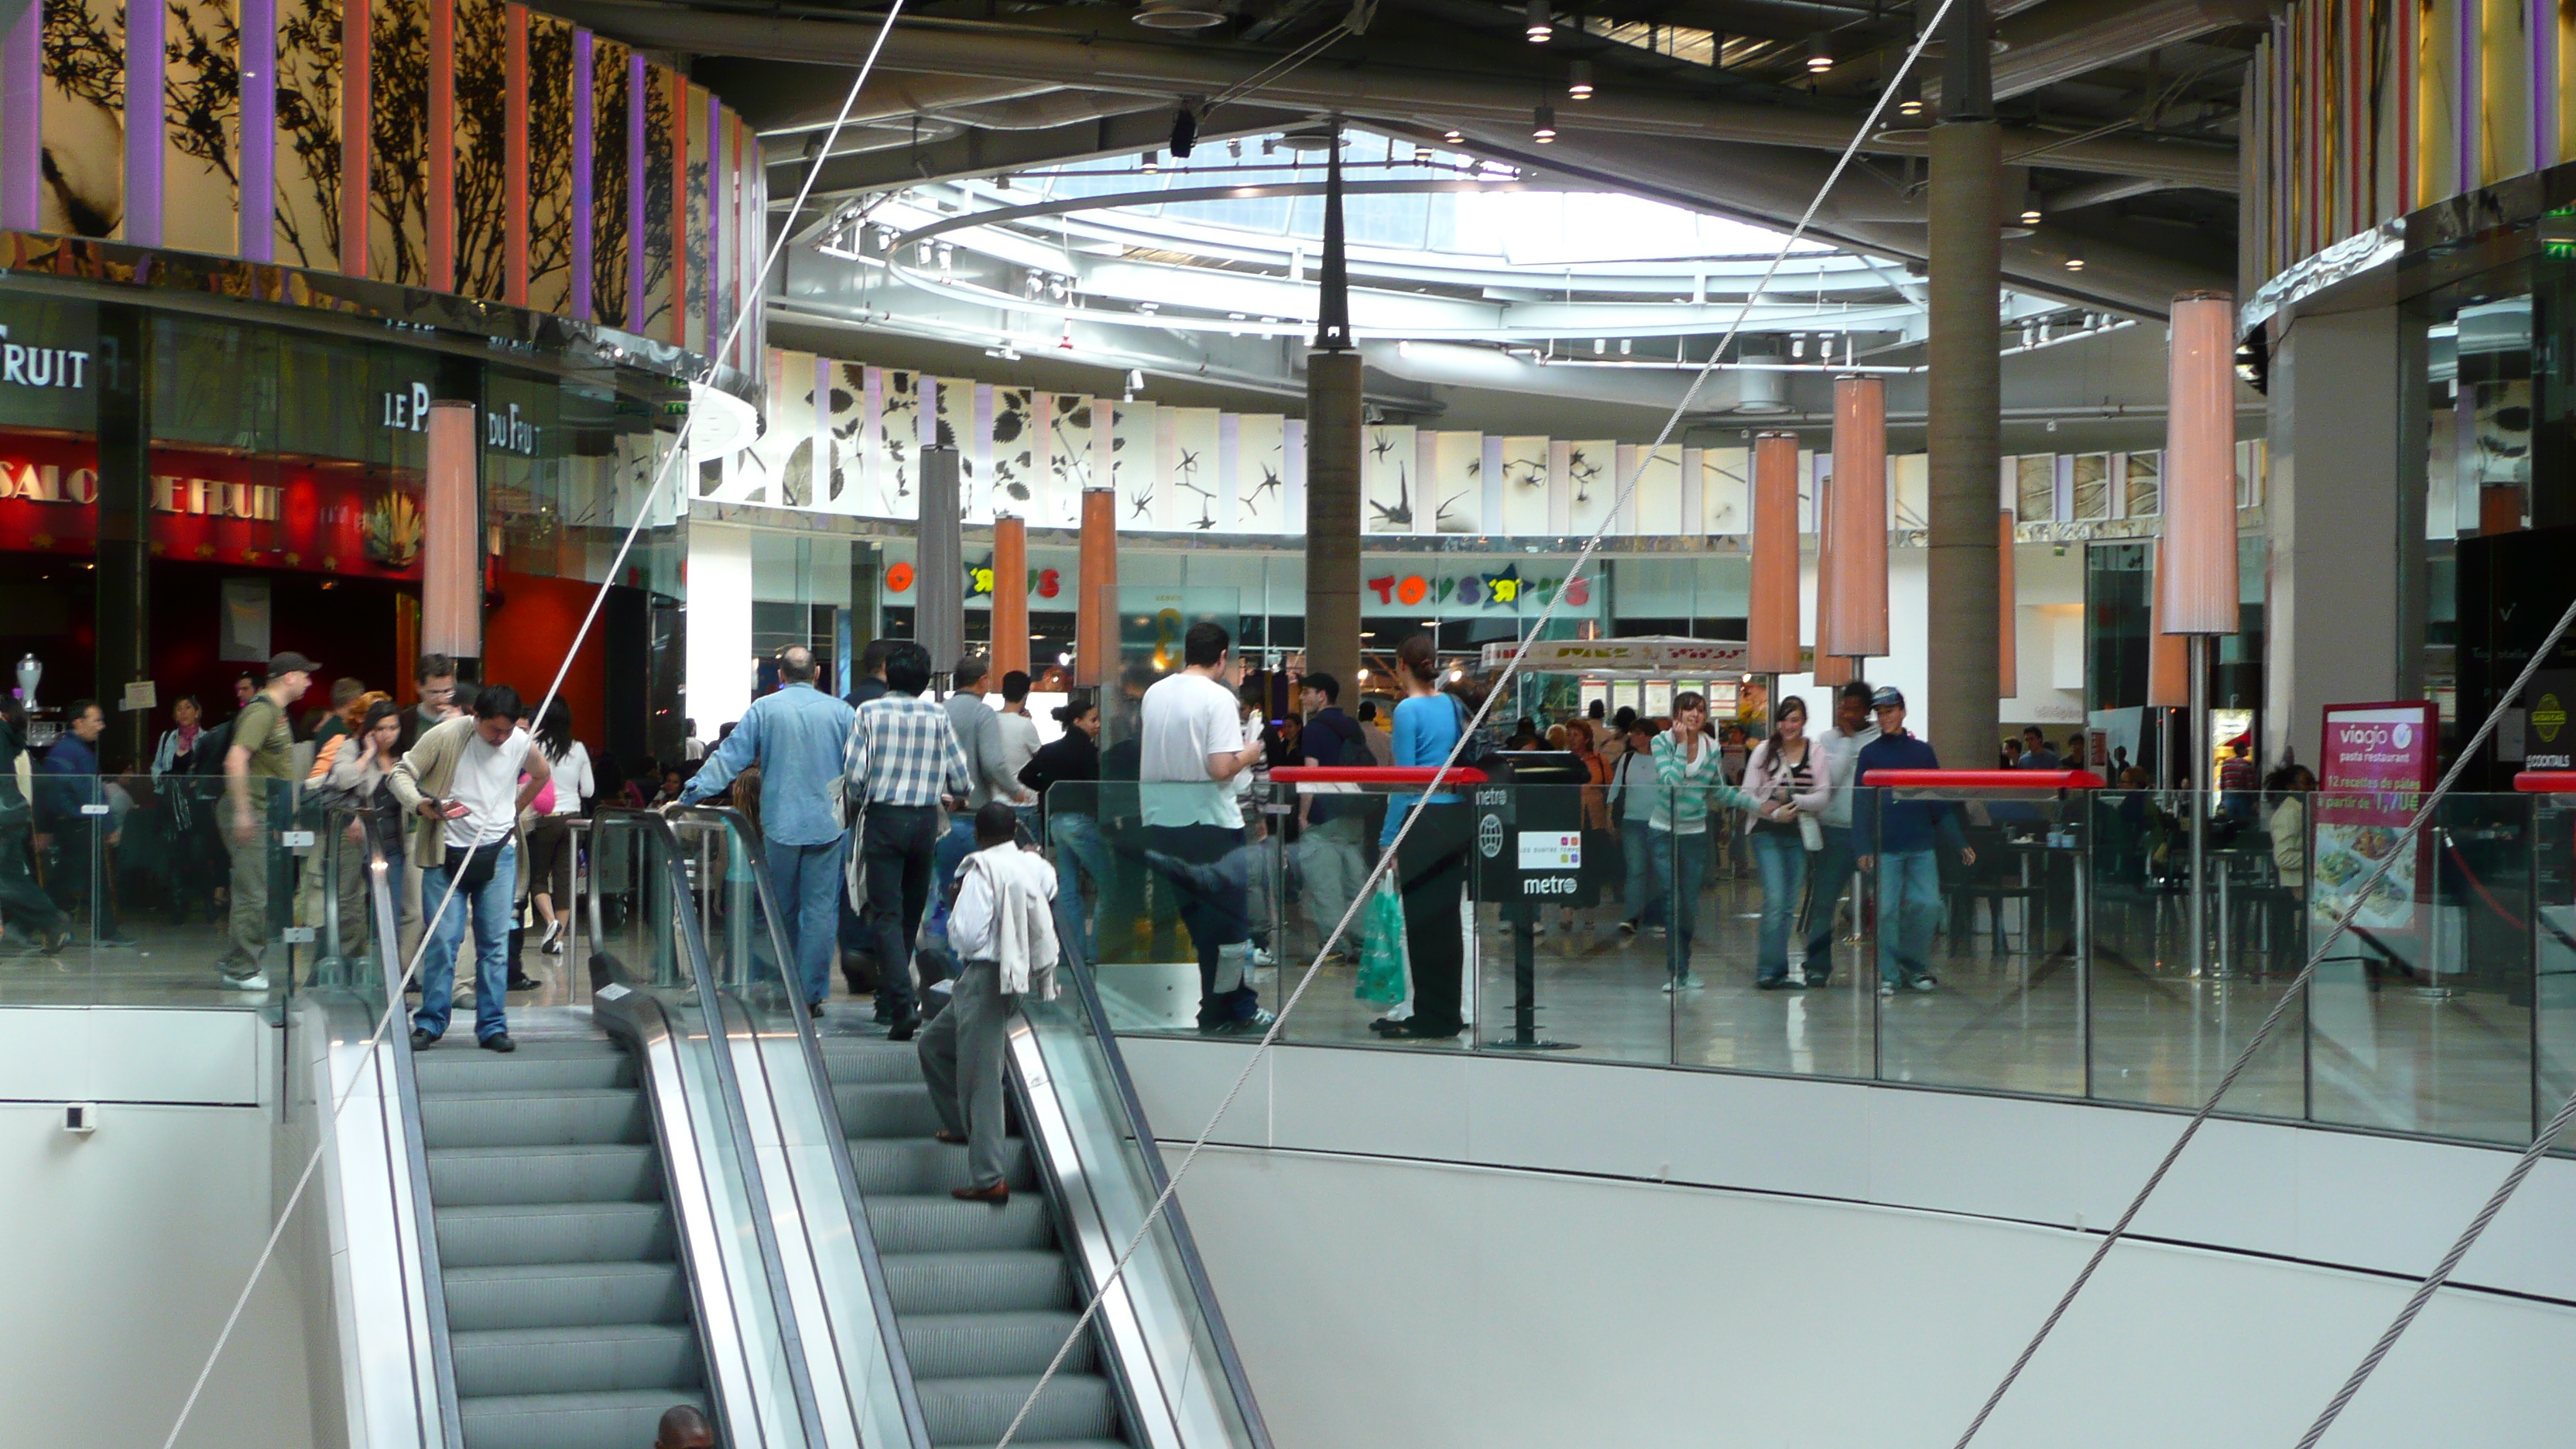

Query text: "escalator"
[288, 804, 1266, 1449]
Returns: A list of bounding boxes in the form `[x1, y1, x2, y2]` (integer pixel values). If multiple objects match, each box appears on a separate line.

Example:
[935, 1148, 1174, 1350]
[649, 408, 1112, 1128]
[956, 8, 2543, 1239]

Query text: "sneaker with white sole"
[1910, 975, 1938, 992]
[1878, 981, 1896, 997]
[1660, 973, 1705, 992]
[222, 973, 271, 992]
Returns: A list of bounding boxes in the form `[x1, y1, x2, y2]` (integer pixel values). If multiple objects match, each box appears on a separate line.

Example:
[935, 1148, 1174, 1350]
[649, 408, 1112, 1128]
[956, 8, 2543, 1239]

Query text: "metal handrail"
[666, 803, 937, 1449]
[1055, 951, 1279, 1449]
[585, 806, 831, 1449]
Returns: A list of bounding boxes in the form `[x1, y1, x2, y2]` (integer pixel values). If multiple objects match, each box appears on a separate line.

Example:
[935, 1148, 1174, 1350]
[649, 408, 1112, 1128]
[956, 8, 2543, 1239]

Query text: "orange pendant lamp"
[1747, 431, 1803, 674]
[1824, 375, 1889, 661]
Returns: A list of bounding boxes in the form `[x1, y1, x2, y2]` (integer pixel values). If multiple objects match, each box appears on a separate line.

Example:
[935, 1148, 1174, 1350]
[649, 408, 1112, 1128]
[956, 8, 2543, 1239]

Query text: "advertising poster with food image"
[2312, 701, 2438, 933]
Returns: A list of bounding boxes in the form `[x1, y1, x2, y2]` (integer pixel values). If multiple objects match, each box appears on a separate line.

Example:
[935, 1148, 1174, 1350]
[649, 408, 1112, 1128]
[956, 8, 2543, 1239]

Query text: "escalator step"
[420, 1088, 653, 1151]
[452, 1321, 704, 1398]
[867, 1192, 1057, 1255]
[816, 1039, 927, 1083]
[457, 1388, 710, 1449]
[846, 1137, 1038, 1196]
[436, 1201, 677, 1269]
[916, 1372, 1121, 1447]
[898, 1310, 1098, 1379]
[427, 1143, 664, 1207]
[834, 1081, 952, 1139]
[415, 1041, 634, 1095]
[882, 1249, 1077, 1315]
[443, 1261, 691, 1333]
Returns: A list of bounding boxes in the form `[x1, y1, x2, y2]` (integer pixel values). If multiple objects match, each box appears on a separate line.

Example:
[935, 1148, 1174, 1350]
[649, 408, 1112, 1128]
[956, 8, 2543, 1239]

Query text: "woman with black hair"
[527, 700, 592, 955]
[1023, 694, 1108, 966]
[1373, 633, 1475, 1040]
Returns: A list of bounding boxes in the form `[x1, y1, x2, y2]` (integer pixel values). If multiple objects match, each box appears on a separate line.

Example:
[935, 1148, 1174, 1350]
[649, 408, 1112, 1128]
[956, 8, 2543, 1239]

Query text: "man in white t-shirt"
[1139, 622, 1271, 1033]
[388, 683, 550, 1053]
[995, 670, 1044, 823]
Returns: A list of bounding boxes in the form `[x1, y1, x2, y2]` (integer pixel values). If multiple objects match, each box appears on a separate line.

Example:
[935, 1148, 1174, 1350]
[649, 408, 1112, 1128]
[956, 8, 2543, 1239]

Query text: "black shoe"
[506, 975, 542, 992]
[410, 1028, 438, 1050]
[479, 1033, 516, 1053]
[1756, 976, 1786, 990]
[1804, 972, 1831, 988]
[888, 1015, 919, 1043]
[1394, 1020, 1463, 1039]
[1369, 1016, 1407, 1035]
[807, 1001, 824, 1019]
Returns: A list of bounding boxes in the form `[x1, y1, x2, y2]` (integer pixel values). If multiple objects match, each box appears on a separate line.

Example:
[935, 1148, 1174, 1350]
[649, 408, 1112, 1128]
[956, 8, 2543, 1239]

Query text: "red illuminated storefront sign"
[0, 434, 424, 579]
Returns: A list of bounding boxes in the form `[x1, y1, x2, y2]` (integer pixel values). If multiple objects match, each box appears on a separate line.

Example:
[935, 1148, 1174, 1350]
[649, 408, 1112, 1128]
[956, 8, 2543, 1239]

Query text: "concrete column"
[1303, 132, 1362, 694]
[991, 512, 1029, 680]
[917, 447, 965, 674]
[1075, 480, 1118, 689]
[1304, 351, 1364, 691]
[1923, 0, 2002, 767]
[2264, 305, 2407, 768]
[92, 305, 149, 771]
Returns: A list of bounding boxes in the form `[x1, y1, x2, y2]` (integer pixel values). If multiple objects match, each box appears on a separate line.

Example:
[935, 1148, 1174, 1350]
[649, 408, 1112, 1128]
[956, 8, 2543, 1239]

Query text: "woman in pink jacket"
[1740, 697, 1832, 988]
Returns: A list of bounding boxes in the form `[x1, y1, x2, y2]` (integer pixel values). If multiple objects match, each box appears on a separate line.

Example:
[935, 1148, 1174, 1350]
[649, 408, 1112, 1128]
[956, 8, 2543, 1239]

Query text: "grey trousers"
[916, 960, 1016, 1193]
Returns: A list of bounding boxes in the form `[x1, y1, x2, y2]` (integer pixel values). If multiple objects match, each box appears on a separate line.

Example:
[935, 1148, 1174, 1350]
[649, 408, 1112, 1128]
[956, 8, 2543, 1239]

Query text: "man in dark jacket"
[1855, 687, 1974, 995]
[0, 694, 71, 952]
[36, 699, 134, 947]
[1294, 673, 1371, 960]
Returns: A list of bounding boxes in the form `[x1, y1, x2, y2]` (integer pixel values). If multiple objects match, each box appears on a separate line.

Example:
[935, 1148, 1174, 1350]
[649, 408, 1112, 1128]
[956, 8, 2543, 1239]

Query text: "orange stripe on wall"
[505, 3, 529, 307]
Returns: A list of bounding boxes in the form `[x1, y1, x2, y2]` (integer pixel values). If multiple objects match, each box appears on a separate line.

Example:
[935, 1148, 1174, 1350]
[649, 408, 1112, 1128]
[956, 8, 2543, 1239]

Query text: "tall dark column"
[1923, 0, 2002, 769]
[94, 305, 150, 772]
[1304, 132, 1362, 694]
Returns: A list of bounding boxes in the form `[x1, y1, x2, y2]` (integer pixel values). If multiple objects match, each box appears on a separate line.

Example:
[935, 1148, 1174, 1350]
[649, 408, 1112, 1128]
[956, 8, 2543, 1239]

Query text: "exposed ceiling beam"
[1923, 0, 2270, 102]
[769, 104, 1310, 203]
[562, 3, 2235, 187]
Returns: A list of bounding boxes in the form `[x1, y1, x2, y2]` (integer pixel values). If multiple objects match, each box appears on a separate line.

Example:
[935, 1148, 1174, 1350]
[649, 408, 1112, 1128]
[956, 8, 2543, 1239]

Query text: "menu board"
[1580, 680, 1608, 717]
[2312, 701, 2437, 933]
[1644, 680, 1674, 718]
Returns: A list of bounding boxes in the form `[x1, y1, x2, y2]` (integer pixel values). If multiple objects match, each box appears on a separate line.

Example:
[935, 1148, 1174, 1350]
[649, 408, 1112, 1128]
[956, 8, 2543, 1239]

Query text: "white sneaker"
[223, 973, 272, 992]
[1878, 981, 1896, 997]
[1247, 944, 1276, 968]
[1660, 973, 1704, 992]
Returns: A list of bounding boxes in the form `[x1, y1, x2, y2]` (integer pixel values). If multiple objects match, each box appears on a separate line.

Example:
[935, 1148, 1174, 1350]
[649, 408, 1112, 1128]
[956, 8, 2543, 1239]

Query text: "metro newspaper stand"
[1859, 768, 2105, 1088]
[1272, 759, 1591, 1050]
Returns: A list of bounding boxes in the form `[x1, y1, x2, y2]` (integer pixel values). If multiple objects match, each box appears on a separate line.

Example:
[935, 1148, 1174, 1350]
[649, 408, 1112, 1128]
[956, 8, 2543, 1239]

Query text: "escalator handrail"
[667, 803, 937, 1449]
[1056, 954, 1277, 1449]
[363, 835, 468, 1449]
[588, 806, 833, 1449]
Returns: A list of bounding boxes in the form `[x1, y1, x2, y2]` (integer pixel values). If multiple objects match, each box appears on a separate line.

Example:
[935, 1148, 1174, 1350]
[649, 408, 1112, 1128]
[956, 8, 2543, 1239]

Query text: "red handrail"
[2514, 770, 2576, 793]
[1860, 768, 2106, 790]
[1270, 766, 1492, 784]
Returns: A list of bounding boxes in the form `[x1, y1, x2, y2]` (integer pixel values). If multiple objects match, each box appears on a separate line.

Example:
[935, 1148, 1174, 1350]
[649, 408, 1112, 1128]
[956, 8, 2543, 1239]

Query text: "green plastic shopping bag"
[1356, 876, 1407, 1004]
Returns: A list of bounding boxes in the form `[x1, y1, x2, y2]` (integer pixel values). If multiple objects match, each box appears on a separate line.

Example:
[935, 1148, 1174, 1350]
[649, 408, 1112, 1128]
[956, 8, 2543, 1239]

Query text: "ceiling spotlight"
[1805, 34, 1833, 74]
[1532, 102, 1557, 142]
[1593, 337, 1606, 352]
[1790, 332, 1805, 358]
[1134, 0, 1228, 29]
[1567, 60, 1594, 100]
[1227, 137, 1242, 158]
[1142, 148, 1161, 172]
[1170, 107, 1198, 159]
[1525, 0, 1550, 42]
[1442, 127, 1464, 143]
[1896, 77, 1923, 118]
[2064, 242, 2086, 272]
[2020, 188, 2043, 227]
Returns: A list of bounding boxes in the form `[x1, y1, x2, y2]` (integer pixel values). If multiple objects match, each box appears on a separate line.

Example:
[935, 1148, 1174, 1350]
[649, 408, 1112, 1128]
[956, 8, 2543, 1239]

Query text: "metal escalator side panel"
[586, 806, 833, 1449]
[368, 848, 468, 1449]
[672, 803, 935, 1449]
[1004, 1007, 1267, 1449]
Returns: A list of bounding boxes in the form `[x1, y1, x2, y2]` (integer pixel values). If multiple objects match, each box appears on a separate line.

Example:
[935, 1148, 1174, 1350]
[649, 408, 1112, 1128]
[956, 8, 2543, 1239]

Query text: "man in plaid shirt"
[844, 639, 970, 1040]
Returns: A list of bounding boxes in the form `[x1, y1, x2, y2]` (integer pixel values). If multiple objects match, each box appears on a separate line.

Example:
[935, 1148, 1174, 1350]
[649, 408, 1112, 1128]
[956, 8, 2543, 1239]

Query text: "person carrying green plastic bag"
[1356, 875, 1406, 1005]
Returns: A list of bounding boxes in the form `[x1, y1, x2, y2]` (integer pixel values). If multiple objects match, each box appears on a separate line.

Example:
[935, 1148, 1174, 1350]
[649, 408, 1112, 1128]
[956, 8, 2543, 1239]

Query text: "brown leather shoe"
[951, 1182, 1009, 1205]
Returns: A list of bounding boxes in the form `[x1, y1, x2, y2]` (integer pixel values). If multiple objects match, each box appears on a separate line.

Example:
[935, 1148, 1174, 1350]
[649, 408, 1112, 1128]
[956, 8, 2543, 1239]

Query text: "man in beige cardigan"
[388, 684, 550, 1052]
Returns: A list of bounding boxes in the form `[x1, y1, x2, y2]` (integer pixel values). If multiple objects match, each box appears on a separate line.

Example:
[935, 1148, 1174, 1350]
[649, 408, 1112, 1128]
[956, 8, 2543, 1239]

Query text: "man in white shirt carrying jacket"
[920, 802, 1059, 1204]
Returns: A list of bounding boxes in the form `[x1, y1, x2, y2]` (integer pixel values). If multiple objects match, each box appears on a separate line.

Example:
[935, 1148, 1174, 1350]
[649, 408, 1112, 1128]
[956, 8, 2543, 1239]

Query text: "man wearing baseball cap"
[1853, 686, 1974, 996]
[216, 651, 318, 991]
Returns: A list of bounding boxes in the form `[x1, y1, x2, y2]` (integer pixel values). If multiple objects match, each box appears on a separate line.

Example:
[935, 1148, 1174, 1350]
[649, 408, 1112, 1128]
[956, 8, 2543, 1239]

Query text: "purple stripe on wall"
[706, 104, 723, 359]
[571, 29, 593, 320]
[240, 0, 276, 262]
[125, 0, 163, 244]
[2455, 0, 2477, 190]
[626, 53, 645, 329]
[1, 5, 39, 232]
[2537, 0, 2558, 170]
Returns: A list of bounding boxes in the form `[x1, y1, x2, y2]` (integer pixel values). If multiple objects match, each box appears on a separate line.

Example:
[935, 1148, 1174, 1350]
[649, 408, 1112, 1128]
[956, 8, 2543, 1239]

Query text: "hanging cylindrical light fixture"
[423, 401, 481, 661]
[2161, 291, 2240, 636]
[1532, 103, 1557, 142]
[1997, 510, 2018, 699]
[1525, 0, 1551, 41]
[1824, 374, 1889, 660]
[1567, 60, 1594, 99]
[1813, 468, 1852, 687]
[2146, 539, 2188, 708]
[1805, 33, 1834, 72]
[1747, 431, 1803, 674]
[992, 510, 1029, 680]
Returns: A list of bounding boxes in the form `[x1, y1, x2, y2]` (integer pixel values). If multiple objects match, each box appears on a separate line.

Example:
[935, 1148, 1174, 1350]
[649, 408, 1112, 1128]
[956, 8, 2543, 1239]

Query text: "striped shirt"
[845, 694, 971, 810]
[1646, 729, 1754, 835]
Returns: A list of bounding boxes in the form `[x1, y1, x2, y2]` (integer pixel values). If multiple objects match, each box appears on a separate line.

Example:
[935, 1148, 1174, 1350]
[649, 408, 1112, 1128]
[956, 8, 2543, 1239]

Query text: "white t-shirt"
[546, 739, 594, 817]
[995, 710, 1043, 792]
[1139, 671, 1245, 829]
[446, 725, 535, 849]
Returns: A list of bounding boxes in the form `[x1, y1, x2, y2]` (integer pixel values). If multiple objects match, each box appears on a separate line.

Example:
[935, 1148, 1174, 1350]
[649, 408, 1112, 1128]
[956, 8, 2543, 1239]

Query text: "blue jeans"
[1804, 824, 1858, 969]
[1749, 829, 1807, 983]
[933, 815, 978, 909]
[1875, 848, 1943, 985]
[769, 834, 848, 1007]
[1649, 828, 1708, 978]
[1619, 818, 1665, 928]
[416, 841, 516, 1043]
[1048, 811, 1112, 968]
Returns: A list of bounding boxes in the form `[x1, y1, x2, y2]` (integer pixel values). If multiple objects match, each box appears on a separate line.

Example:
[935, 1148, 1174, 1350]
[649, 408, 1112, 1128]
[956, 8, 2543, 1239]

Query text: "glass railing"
[584, 807, 835, 1449]
[3, 772, 305, 1005]
[1040, 775, 2576, 1153]
[664, 805, 926, 1449]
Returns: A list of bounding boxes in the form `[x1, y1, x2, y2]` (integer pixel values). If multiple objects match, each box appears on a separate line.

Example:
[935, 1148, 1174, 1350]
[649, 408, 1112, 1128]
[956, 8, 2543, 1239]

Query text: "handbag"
[1355, 875, 1408, 1004]
[1798, 811, 1824, 853]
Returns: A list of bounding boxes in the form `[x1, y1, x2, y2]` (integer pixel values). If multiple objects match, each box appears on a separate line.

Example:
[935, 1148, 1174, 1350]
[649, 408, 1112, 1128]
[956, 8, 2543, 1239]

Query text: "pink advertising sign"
[2311, 701, 2438, 933]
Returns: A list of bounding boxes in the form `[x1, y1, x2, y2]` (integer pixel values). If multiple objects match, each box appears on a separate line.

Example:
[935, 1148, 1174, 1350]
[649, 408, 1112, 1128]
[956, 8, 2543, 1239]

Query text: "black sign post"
[1475, 754, 1591, 1051]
